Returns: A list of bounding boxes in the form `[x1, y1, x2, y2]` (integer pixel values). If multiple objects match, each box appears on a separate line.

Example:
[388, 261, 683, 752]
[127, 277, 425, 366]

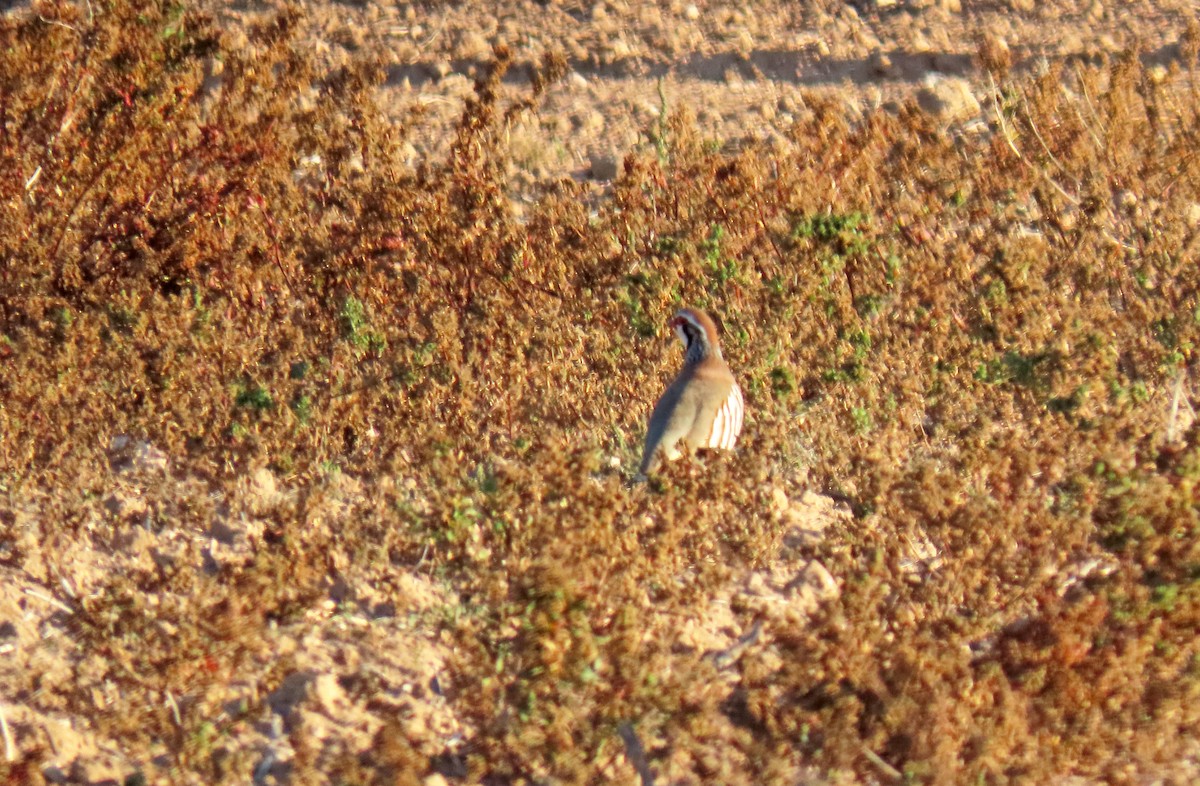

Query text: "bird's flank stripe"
[705, 384, 744, 450]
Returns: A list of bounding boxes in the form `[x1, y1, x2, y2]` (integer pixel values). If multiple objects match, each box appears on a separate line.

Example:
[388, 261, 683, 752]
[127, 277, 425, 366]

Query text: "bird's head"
[669, 308, 722, 363]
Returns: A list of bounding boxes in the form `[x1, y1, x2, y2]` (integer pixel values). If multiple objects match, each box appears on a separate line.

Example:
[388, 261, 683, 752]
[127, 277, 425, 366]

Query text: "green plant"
[235, 383, 274, 412]
[339, 296, 386, 354]
[701, 223, 739, 289]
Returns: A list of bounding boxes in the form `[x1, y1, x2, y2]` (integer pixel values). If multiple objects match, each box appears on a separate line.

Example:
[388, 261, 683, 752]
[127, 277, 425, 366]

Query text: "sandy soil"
[2, 435, 850, 784]
[206, 0, 1196, 202]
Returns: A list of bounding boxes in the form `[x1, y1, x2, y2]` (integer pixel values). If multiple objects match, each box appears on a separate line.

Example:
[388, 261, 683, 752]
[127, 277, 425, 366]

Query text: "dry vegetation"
[3, 2, 1200, 784]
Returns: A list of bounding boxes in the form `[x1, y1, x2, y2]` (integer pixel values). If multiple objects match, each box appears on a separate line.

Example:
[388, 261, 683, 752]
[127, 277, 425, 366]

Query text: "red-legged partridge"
[639, 308, 744, 475]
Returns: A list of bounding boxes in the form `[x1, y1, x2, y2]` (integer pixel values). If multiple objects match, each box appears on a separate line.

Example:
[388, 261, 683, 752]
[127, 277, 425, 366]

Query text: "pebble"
[311, 673, 345, 714]
[869, 50, 892, 76]
[1185, 203, 1200, 229]
[609, 38, 632, 59]
[916, 76, 981, 123]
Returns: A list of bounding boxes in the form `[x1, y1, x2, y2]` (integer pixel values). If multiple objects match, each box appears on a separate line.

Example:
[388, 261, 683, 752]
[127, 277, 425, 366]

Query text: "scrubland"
[2, 3, 1200, 784]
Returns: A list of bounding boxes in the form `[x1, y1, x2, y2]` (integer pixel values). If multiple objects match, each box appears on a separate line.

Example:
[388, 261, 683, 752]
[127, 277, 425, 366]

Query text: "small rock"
[781, 490, 847, 548]
[250, 467, 278, 506]
[676, 603, 738, 651]
[1185, 202, 1200, 229]
[609, 38, 631, 59]
[568, 71, 588, 90]
[795, 561, 839, 602]
[916, 76, 981, 123]
[869, 50, 892, 76]
[683, 3, 700, 20]
[310, 673, 345, 714]
[745, 571, 768, 595]
[770, 486, 789, 514]
[637, 99, 662, 118]
[1056, 205, 1079, 233]
[108, 436, 169, 474]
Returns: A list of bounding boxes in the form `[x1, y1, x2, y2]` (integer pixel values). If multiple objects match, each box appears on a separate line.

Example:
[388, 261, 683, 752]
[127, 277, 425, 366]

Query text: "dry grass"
[3, 3, 1200, 784]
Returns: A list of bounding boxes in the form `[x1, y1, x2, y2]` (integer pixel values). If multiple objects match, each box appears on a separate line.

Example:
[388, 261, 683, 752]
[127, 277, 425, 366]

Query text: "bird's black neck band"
[683, 323, 717, 364]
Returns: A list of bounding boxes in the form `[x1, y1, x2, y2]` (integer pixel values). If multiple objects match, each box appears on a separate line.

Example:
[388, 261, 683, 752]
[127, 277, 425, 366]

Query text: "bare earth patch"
[2, 440, 849, 783]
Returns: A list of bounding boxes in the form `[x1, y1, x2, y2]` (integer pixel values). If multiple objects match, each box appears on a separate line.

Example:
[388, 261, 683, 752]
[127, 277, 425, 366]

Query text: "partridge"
[639, 308, 744, 475]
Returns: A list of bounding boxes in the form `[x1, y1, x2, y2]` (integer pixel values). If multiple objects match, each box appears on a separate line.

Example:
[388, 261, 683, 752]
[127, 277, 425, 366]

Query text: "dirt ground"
[204, 0, 1196, 201]
[3, 1, 1199, 784]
